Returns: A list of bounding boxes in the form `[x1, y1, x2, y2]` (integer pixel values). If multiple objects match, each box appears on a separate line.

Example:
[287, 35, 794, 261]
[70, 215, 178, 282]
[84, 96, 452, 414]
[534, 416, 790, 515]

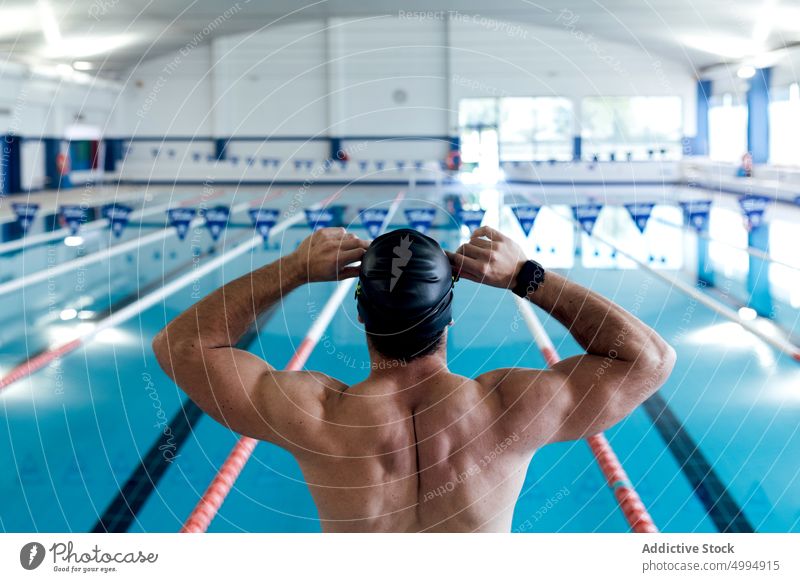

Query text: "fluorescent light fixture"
[77, 310, 95, 320]
[37, 0, 61, 45]
[64, 236, 84, 247]
[738, 306, 758, 320]
[41, 34, 135, 59]
[59, 308, 78, 321]
[737, 65, 757, 79]
[72, 61, 93, 71]
[681, 35, 763, 59]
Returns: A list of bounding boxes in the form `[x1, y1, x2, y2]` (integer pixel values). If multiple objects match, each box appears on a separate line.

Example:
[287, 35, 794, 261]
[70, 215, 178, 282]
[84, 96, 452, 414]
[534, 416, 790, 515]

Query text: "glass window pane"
[498, 97, 573, 161]
[581, 96, 683, 161]
[708, 95, 747, 163]
[769, 84, 800, 166]
[458, 98, 498, 128]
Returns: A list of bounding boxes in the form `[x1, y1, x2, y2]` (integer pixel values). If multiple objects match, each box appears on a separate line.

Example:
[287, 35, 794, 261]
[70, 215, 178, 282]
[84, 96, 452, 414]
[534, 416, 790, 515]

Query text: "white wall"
[118, 15, 696, 141]
[118, 45, 214, 137]
[0, 61, 120, 191]
[0, 62, 120, 138]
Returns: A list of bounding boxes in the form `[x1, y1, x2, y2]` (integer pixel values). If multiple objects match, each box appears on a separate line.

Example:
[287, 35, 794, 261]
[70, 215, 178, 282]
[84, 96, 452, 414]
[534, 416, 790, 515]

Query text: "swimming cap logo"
[390, 235, 413, 291]
[20, 542, 46, 570]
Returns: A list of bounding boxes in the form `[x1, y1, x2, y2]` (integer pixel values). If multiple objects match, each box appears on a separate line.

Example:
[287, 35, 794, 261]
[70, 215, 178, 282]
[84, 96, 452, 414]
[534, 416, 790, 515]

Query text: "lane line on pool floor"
[641, 393, 754, 533]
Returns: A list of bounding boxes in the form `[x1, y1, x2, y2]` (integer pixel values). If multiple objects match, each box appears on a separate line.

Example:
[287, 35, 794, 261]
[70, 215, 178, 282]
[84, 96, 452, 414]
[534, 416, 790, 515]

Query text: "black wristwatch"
[512, 260, 546, 297]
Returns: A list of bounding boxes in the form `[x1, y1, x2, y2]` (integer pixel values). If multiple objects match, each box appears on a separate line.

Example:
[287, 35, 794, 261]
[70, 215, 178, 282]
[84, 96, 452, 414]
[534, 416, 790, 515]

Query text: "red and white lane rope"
[0, 189, 326, 393]
[514, 295, 659, 533]
[181, 190, 406, 533]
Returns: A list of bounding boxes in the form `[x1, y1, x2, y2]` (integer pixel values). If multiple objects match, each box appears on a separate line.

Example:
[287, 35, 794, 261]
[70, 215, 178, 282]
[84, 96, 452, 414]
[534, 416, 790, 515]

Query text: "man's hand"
[446, 226, 527, 289]
[287, 227, 369, 283]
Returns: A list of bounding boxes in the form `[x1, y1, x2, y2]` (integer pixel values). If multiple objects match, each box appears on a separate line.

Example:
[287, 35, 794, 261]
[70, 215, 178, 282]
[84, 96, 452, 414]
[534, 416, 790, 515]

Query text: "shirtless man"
[153, 225, 675, 532]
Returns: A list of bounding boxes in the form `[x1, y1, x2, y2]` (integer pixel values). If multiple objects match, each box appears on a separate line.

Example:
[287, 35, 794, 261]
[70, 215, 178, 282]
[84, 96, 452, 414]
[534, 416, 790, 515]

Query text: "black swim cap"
[356, 228, 454, 340]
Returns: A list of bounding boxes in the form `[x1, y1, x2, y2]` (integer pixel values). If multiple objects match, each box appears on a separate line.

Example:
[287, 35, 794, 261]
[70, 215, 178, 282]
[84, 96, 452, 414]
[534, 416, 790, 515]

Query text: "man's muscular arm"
[152, 228, 368, 448]
[449, 226, 675, 445]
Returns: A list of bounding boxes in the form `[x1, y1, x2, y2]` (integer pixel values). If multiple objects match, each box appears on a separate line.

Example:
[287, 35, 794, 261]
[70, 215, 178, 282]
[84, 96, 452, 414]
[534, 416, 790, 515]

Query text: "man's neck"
[365, 351, 450, 398]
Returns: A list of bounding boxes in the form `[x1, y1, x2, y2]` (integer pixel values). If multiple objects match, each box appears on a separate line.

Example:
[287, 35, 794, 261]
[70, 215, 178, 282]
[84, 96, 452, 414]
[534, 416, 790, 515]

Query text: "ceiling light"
[41, 34, 135, 59]
[72, 61, 93, 71]
[737, 65, 757, 79]
[681, 35, 763, 59]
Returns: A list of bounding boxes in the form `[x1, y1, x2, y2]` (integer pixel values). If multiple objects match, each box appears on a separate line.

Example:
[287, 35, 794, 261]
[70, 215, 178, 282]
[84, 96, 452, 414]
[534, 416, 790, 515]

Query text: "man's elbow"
[640, 338, 677, 394]
[151, 329, 196, 380]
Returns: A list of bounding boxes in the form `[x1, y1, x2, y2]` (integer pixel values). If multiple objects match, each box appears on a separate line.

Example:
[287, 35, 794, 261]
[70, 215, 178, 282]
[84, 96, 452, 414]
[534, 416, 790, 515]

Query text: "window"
[498, 97, 573, 161]
[458, 97, 574, 168]
[458, 98, 498, 167]
[769, 83, 800, 166]
[581, 96, 683, 161]
[708, 93, 748, 163]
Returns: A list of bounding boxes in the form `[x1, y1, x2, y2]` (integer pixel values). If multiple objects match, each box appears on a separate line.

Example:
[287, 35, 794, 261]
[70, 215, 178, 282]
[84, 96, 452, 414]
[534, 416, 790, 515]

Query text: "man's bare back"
[292, 370, 531, 532]
[154, 226, 675, 532]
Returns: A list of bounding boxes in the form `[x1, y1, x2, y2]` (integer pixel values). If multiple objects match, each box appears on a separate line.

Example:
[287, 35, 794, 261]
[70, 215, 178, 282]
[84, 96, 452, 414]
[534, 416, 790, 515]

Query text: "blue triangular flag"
[359, 208, 389, 238]
[248, 208, 280, 241]
[405, 208, 436, 234]
[624, 202, 656, 234]
[511, 205, 540, 236]
[458, 209, 486, 234]
[167, 207, 197, 240]
[12, 203, 39, 234]
[572, 203, 604, 235]
[102, 204, 133, 238]
[305, 208, 334, 231]
[204, 206, 230, 241]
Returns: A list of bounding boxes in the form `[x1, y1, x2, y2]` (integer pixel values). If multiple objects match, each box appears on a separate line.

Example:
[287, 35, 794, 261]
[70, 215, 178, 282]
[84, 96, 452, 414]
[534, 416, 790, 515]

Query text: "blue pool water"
[1, 185, 798, 533]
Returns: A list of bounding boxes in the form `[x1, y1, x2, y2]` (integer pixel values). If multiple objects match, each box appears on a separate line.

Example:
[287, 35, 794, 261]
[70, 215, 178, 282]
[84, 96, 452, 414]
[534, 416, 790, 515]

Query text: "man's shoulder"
[473, 367, 555, 406]
[474, 367, 547, 389]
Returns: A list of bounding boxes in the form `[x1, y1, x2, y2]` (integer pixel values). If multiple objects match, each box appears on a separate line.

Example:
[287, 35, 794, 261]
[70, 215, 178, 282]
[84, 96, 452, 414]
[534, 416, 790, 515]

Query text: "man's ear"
[358, 314, 364, 324]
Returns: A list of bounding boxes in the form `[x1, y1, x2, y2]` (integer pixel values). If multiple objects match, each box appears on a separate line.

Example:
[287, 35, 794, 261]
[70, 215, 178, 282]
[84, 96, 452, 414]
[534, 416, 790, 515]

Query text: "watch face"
[532, 262, 545, 284]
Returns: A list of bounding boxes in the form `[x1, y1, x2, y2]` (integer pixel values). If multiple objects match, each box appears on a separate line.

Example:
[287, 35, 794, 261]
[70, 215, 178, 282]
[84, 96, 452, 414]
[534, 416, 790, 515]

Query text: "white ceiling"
[1, 0, 798, 78]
